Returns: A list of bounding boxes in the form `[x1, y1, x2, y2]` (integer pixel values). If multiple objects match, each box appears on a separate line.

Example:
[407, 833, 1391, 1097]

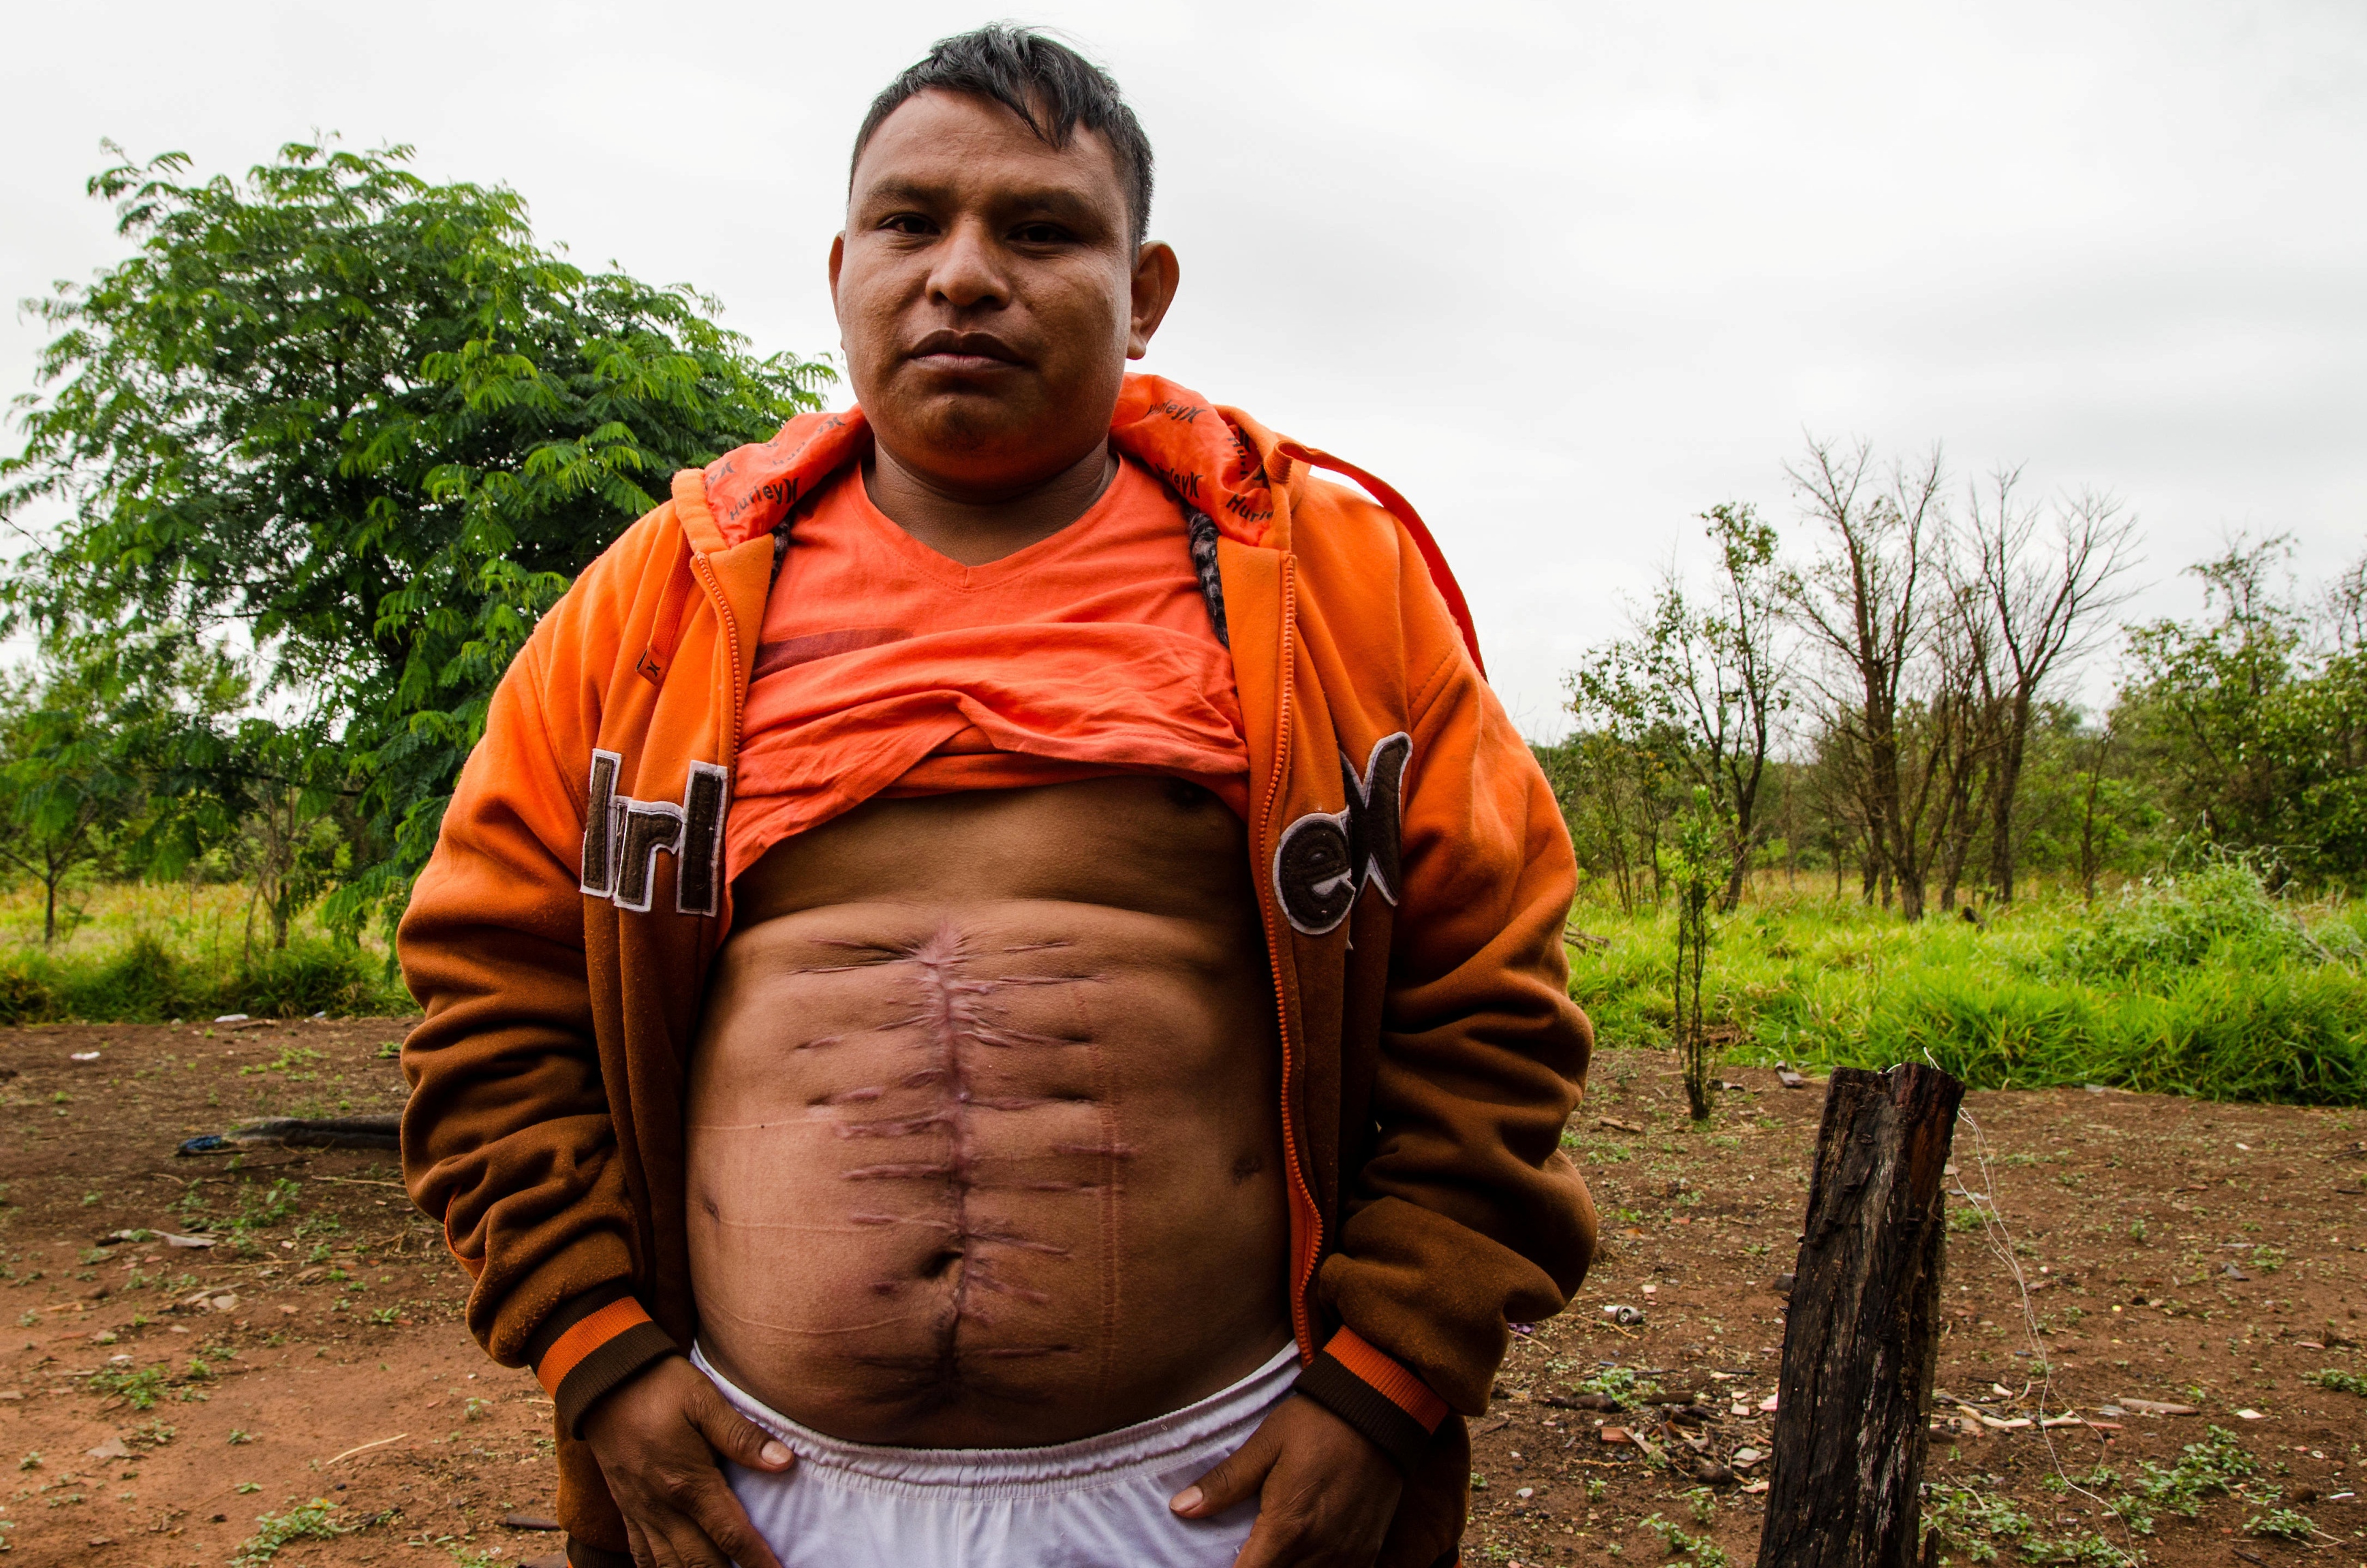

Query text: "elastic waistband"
[691, 1342, 1299, 1494]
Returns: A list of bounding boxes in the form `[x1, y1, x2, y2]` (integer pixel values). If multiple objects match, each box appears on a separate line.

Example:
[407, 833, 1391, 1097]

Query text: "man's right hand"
[580, 1355, 794, 1568]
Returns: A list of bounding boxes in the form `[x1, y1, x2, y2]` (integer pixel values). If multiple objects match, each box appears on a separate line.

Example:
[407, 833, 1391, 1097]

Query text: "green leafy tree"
[217, 708, 352, 960]
[2118, 536, 2367, 886]
[0, 630, 244, 943]
[1566, 505, 1791, 913]
[1, 140, 831, 932]
[1560, 657, 1686, 912]
[0, 663, 134, 945]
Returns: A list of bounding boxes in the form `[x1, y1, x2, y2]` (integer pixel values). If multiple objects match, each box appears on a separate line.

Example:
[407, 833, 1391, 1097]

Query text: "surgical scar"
[815, 924, 1126, 1392]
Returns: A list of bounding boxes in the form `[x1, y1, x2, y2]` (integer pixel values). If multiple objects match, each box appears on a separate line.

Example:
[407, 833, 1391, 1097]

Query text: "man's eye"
[1012, 223, 1070, 245]
[882, 214, 934, 236]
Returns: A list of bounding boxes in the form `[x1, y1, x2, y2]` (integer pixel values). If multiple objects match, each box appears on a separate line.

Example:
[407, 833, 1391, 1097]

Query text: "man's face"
[833, 89, 1177, 499]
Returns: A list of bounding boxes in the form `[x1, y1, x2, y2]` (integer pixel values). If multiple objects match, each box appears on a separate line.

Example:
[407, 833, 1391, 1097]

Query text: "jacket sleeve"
[397, 525, 679, 1432]
[1310, 556, 1598, 1428]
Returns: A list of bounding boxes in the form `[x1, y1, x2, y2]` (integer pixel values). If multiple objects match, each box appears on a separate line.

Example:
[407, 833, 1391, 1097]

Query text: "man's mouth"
[907, 330, 1025, 373]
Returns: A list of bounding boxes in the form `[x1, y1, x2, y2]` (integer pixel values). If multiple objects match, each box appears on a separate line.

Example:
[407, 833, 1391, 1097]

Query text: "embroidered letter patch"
[1271, 732, 1412, 936]
[581, 749, 730, 916]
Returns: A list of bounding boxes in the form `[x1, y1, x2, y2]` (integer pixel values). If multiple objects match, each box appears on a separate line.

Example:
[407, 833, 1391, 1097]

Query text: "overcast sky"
[5, 0, 2362, 735]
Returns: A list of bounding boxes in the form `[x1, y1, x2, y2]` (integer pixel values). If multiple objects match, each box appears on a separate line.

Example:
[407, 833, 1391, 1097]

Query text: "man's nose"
[927, 219, 1009, 311]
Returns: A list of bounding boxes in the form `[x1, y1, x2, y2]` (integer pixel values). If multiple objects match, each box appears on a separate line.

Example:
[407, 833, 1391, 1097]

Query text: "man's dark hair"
[852, 25, 1155, 249]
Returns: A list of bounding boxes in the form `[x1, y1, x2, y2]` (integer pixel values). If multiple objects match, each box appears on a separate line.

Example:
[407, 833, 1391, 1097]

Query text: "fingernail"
[760, 1440, 793, 1467]
[1170, 1486, 1203, 1515]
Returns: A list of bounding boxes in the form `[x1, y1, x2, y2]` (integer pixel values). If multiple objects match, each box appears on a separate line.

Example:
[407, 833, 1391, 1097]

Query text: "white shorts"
[691, 1343, 1298, 1568]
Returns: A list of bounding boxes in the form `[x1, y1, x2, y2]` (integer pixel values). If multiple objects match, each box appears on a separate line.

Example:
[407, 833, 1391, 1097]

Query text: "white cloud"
[4, 0, 2361, 736]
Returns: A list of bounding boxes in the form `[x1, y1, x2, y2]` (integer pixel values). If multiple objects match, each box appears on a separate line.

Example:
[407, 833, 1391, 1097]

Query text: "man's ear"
[1127, 241, 1181, 360]
[828, 232, 846, 317]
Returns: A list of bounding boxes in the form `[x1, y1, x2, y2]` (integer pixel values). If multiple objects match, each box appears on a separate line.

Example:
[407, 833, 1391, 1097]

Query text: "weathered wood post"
[1756, 1063, 1964, 1568]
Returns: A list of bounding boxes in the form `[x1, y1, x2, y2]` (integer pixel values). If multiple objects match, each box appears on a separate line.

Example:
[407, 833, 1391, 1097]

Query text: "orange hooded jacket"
[397, 375, 1596, 1568]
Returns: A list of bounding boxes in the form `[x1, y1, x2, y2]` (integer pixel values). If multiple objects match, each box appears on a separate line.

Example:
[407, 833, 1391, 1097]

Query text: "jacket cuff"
[1293, 1326, 1451, 1473]
[566, 1541, 636, 1568]
[528, 1287, 679, 1437]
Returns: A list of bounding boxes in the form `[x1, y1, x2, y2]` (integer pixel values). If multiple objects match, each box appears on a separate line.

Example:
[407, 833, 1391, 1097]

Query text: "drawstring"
[1274, 440, 1485, 680]
[636, 546, 700, 685]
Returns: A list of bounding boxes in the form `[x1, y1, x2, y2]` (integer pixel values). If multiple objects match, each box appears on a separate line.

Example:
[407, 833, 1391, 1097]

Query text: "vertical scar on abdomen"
[822, 921, 1109, 1394]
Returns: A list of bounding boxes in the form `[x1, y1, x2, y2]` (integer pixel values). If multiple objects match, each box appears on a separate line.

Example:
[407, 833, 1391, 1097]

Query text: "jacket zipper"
[687, 542, 745, 956]
[1255, 556, 1322, 1360]
[687, 547, 747, 768]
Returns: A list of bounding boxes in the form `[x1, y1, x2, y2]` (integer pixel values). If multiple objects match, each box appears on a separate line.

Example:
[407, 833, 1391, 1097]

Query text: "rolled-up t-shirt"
[724, 453, 1250, 888]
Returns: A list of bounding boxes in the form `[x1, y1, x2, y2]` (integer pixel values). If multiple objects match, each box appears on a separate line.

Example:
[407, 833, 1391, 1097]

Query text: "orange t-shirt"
[724, 455, 1250, 883]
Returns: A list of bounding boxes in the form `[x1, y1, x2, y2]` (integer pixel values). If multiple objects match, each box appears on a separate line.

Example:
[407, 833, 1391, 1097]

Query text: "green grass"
[1923, 1426, 2276, 1562]
[0, 879, 408, 1022]
[232, 1499, 362, 1565]
[1568, 866, 2367, 1106]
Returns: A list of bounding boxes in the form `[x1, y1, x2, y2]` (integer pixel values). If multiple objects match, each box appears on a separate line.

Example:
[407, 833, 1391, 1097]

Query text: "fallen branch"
[178, 1114, 401, 1156]
[327, 1432, 410, 1465]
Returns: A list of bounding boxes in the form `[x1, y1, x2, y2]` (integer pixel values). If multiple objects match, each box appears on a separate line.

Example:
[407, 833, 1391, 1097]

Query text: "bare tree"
[1925, 578, 2005, 913]
[1783, 438, 1947, 920]
[1960, 471, 2138, 903]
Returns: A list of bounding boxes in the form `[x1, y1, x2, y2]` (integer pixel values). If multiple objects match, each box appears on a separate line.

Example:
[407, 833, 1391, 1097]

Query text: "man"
[399, 25, 1594, 1568]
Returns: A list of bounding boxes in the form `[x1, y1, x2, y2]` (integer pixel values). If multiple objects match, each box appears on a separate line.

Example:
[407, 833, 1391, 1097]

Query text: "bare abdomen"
[685, 890, 1288, 1447]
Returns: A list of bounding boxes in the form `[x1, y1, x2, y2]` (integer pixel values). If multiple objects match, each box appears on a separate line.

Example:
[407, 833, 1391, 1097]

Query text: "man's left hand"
[1171, 1394, 1404, 1567]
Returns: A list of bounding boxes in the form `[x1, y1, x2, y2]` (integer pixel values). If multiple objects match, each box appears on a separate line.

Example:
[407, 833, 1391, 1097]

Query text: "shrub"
[0, 932, 402, 1022]
[2056, 862, 2316, 980]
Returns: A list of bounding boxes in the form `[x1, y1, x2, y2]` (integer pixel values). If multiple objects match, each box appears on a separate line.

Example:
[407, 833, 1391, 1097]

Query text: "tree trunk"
[2077, 732, 2112, 907]
[1757, 1064, 1963, 1568]
[1784, 774, 1798, 890]
[42, 869, 59, 947]
[1985, 695, 2034, 905]
[1865, 727, 1904, 917]
[1936, 794, 1977, 914]
[1720, 751, 1768, 915]
[1875, 721, 1929, 922]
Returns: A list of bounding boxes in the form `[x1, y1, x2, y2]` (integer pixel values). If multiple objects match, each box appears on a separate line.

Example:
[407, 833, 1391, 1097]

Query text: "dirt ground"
[0, 1021, 2358, 1567]
[1468, 1053, 2367, 1567]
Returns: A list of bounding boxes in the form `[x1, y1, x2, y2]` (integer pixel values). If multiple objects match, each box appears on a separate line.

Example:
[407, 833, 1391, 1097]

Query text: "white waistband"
[691, 1341, 1300, 1493]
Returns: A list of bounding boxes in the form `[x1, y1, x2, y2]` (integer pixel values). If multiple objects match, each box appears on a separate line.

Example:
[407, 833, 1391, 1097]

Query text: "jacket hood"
[696, 371, 1487, 676]
[700, 373, 1284, 552]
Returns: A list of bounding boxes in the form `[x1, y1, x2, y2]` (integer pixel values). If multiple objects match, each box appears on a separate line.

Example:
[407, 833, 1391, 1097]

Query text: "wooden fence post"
[1755, 1063, 1964, 1568]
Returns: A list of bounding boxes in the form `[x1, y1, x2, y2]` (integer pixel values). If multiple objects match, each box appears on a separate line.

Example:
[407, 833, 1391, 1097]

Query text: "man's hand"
[580, 1355, 794, 1568]
[1170, 1394, 1404, 1567]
